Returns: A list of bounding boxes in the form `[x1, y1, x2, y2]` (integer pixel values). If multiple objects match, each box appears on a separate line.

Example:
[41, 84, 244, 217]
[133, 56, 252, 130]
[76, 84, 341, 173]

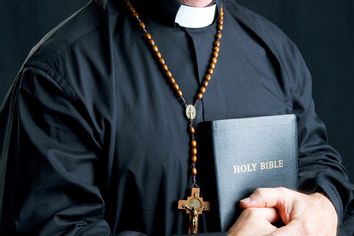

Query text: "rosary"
[125, 1, 224, 234]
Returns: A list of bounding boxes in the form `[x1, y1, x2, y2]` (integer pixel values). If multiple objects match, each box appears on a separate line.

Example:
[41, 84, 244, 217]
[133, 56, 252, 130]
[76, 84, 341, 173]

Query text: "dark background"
[0, 0, 353, 182]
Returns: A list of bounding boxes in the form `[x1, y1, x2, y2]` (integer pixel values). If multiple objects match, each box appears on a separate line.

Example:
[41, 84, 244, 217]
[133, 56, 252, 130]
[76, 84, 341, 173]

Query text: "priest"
[0, 0, 353, 235]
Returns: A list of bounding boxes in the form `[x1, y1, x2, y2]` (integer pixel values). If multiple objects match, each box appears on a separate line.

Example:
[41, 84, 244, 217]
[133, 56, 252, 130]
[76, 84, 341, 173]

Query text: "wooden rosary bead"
[191, 140, 197, 147]
[189, 126, 195, 134]
[149, 39, 155, 46]
[173, 83, 180, 91]
[169, 77, 176, 84]
[168, 71, 174, 79]
[215, 41, 220, 47]
[145, 33, 152, 40]
[152, 45, 159, 53]
[213, 51, 219, 58]
[177, 90, 183, 97]
[210, 63, 216, 70]
[214, 47, 220, 53]
[192, 147, 197, 155]
[139, 22, 146, 29]
[211, 57, 217, 64]
[196, 93, 203, 100]
[200, 87, 206, 94]
[192, 168, 197, 176]
[205, 74, 211, 81]
[163, 64, 169, 72]
[208, 68, 214, 75]
[159, 58, 165, 65]
[203, 81, 209, 87]
[191, 155, 197, 164]
[156, 52, 162, 59]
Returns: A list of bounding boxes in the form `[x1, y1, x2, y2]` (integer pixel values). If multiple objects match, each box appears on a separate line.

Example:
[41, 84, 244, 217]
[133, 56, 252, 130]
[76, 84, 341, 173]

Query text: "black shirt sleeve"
[0, 65, 111, 235]
[289, 43, 354, 222]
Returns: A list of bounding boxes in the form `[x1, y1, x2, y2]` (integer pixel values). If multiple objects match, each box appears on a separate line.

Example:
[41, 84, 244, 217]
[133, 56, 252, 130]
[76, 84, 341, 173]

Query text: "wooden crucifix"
[178, 187, 210, 234]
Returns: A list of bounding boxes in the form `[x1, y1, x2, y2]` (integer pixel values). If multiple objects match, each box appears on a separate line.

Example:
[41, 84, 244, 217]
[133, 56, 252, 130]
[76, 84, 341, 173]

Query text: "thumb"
[240, 187, 292, 209]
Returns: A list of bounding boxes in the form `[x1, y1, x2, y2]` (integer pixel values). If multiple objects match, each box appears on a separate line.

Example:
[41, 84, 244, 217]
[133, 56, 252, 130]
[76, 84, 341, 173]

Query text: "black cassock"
[0, 0, 353, 235]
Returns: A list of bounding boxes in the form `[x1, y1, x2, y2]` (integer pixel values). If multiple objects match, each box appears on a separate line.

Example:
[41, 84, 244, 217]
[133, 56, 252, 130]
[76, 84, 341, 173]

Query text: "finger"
[240, 187, 294, 209]
[267, 220, 301, 236]
[239, 207, 279, 223]
[229, 208, 279, 235]
[252, 207, 279, 223]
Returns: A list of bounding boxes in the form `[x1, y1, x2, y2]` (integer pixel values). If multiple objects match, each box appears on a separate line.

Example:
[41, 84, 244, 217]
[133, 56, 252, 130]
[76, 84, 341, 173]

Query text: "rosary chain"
[125, 0, 224, 187]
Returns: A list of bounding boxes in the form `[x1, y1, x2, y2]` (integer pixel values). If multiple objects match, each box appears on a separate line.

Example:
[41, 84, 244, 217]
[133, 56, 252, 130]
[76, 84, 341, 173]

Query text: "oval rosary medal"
[186, 104, 197, 120]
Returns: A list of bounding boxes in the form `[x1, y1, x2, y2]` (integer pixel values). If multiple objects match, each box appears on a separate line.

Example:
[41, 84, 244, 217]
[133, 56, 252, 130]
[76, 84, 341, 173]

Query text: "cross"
[178, 187, 210, 234]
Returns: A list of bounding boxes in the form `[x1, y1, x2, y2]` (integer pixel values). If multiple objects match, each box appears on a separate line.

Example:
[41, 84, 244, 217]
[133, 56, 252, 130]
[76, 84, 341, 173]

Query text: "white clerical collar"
[175, 4, 217, 28]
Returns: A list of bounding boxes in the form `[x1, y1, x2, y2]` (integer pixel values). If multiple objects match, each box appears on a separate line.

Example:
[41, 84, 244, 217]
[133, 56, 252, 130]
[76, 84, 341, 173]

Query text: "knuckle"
[254, 188, 265, 196]
[276, 187, 287, 193]
[253, 188, 270, 207]
[300, 220, 317, 235]
[276, 187, 288, 196]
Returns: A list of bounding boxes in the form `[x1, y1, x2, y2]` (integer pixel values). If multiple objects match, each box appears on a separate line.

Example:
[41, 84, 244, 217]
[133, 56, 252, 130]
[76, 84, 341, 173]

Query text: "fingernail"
[240, 197, 251, 204]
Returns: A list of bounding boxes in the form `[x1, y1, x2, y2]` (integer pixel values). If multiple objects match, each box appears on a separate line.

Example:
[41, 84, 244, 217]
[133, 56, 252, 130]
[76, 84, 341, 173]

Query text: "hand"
[240, 188, 338, 236]
[228, 208, 278, 236]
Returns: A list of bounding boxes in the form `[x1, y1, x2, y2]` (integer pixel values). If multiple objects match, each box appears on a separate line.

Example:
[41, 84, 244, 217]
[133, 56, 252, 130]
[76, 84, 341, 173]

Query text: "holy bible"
[198, 114, 298, 232]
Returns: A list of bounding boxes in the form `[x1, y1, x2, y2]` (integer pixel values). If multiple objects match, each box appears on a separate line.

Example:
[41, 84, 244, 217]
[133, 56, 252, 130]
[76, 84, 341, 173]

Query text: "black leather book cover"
[198, 114, 298, 232]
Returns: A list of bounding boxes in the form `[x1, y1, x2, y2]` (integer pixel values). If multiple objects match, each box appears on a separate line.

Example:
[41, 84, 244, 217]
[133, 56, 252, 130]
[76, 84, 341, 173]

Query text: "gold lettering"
[260, 162, 266, 170]
[233, 160, 284, 174]
[233, 165, 240, 174]
[251, 163, 257, 171]
[233, 163, 258, 174]
[260, 160, 285, 170]
[269, 161, 274, 169]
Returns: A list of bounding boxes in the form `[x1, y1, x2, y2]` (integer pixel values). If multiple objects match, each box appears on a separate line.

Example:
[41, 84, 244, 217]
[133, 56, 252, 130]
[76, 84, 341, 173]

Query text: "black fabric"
[235, 0, 354, 185]
[1, 1, 354, 184]
[0, 0, 353, 235]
